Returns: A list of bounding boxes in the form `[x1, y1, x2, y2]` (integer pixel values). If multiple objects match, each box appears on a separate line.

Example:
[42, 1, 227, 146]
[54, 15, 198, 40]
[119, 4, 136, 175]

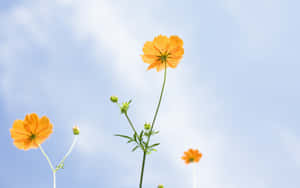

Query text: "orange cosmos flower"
[10, 113, 53, 150]
[181, 148, 203, 164]
[141, 35, 184, 71]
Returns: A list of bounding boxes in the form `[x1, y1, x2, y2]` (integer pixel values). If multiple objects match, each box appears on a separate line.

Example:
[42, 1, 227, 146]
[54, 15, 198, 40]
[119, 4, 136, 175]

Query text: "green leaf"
[139, 130, 144, 141]
[133, 133, 137, 142]
[127, 139, 134, 143]
[149, 143, 160, 148]
[114, 134, 132, 140]
[132, 145, 139, 152]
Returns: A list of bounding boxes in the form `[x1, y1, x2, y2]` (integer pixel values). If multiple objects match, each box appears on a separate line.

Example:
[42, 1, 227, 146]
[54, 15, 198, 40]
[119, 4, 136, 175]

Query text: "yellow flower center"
[30, 133, 36, 140]
[159, 52, 169, 63]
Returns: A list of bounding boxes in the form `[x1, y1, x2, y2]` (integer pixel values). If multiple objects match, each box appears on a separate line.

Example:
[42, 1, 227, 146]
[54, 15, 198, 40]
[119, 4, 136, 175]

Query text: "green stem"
[39, 145, 55, 188]
[56, 136, 78, 171]
[139, 62, 167, 188]
[124, 112, 138, 135]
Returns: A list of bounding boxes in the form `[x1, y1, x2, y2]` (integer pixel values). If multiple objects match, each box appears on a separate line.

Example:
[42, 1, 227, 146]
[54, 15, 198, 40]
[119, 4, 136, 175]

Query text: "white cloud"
[0, 0, 269, 187]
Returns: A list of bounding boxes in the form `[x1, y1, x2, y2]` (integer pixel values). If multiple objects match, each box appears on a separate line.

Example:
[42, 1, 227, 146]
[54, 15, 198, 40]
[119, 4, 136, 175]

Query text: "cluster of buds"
[120, 102, 130, 114]
[110, 95, 132, 114]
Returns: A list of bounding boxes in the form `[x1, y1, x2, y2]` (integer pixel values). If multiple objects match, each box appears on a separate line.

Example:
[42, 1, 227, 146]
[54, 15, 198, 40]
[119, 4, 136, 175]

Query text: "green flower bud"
[158, 184, 164, 188]
[120, 102, 130, 113]
[73, 126, 80, 135]
[144, 123, 151, 130]
[110, 96, 118, 103]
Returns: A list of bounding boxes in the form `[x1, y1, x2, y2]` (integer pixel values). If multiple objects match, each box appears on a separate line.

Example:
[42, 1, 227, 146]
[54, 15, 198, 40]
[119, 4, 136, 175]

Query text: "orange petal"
[25, 113, 39, 133]
[153, 35, 169, 52]
[169, 47, 184, 57]
[13, 140, 26, 150]
[141, 55, 159, 64]
[23, 139, 34, 150]
[156, 63, 166, 72]
[168, 35, 183, 51]
[36, 116, 51, 134]
[142, 41, 160, 56]
[10, 129, 30, 140]
[147, 62, 161, 71]
[167, 60, 180, 69]
[11, 120, 29, 134]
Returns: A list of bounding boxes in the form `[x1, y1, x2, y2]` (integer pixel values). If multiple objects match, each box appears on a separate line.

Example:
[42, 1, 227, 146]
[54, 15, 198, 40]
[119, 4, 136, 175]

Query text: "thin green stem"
[139, 62, 167, 188]
[56, 136, 78, 172]
[124, 112, 138, 135]
[39, 145, 55, 188]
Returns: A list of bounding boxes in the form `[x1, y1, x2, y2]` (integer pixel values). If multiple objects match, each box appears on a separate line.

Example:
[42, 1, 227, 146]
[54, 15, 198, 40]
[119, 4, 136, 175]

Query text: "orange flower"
[181, 148, 202, 164]
[10, 113, 53, 150]
[141, 35, 184, 71]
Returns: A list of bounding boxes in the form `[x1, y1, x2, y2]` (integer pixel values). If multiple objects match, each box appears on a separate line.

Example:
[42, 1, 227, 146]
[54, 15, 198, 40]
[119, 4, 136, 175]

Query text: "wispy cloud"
[1, 0, 298, 188]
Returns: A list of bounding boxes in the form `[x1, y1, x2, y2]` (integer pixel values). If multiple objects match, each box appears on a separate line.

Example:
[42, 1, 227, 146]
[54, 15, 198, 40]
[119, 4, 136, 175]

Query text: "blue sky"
[1, 0, 300, 187]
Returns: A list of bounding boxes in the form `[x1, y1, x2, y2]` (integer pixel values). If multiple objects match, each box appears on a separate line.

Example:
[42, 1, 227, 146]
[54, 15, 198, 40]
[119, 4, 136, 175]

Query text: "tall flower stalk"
[139, 61, 167, 187]
[111, 34, 184, 188]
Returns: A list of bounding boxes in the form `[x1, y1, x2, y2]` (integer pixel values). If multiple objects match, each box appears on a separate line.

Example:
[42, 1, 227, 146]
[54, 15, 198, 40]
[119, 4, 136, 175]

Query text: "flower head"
[10, 113, 53, 150]
[181, 148, 202, 164]
[141, 35, 184, 72]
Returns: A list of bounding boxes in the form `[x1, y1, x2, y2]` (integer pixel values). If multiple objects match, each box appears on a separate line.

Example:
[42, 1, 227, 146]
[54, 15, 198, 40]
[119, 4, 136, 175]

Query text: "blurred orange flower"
[181, 148, 202, 164]
[10, 113, 53, 150]
[141, 35, 184, 71]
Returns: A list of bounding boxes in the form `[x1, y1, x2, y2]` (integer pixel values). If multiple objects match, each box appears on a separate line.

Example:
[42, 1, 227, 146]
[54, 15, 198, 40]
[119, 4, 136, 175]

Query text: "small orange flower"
[141, 35, 184, 71]
[181, 148, 202, 164]
[10, 113, 53, 150]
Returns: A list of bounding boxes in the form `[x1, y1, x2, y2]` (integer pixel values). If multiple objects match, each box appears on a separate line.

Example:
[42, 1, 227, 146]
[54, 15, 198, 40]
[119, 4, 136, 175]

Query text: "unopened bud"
[157, 184, 164, 188]
[110, 96, 118, 103]
[73, 126, 80, 135]
[144, 123, 151, 130]
[120, 102, 130, 113]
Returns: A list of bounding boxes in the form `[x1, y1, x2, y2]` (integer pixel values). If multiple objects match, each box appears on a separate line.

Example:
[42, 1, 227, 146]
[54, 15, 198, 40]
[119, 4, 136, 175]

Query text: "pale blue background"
[1, 0, 300, 187]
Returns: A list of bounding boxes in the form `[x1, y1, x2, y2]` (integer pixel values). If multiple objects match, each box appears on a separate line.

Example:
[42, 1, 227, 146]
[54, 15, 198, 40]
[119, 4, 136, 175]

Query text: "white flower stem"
[57, 136, 78, 169]
[39, 136, 78, 188]
[53, 171, 56, 188]
[193, 164, 197, 188]
[39, 145, 56, 188]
